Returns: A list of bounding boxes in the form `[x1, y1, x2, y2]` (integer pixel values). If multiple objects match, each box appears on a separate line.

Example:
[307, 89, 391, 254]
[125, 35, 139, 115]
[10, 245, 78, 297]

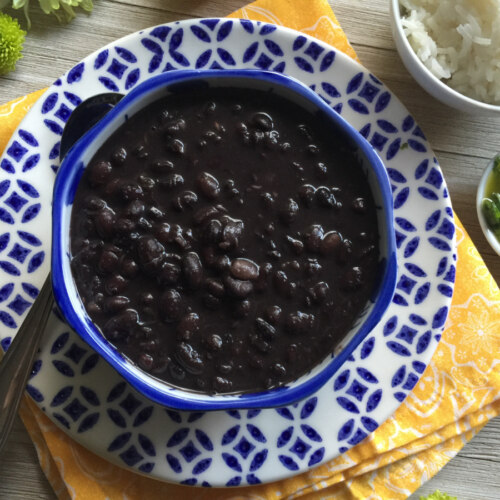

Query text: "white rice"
[400, 0, 500, 104]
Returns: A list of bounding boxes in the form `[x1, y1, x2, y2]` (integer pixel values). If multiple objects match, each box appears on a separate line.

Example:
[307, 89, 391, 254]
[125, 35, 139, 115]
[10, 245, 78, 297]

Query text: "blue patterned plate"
[0, 19, 456, 487]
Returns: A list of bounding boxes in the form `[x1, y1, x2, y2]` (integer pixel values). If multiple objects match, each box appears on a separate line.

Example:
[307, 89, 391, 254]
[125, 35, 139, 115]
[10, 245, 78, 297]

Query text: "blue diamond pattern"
[4, 192, 28, 212]
[63, 398, 88, 422]
[233, 437, 255, 459]
[119, 393, 142, 415]
[289, 437, 311, 460]
[179, 440, 201, 463]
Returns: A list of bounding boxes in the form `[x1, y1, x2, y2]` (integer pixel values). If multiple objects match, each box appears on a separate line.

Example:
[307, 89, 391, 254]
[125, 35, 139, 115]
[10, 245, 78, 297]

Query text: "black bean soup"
[70, 86, 380, 395]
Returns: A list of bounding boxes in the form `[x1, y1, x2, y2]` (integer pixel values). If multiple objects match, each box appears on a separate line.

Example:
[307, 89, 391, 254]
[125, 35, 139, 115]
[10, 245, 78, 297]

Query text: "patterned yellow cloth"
[0, 0, 499, 498]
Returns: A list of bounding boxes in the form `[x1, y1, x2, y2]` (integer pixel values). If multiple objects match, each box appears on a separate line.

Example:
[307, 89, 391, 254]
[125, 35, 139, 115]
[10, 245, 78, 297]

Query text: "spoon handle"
[0, 274, 53, 454]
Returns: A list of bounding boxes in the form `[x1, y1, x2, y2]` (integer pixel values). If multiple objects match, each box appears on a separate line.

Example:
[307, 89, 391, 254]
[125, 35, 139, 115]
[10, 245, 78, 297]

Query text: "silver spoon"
[0, 91, 123, 455]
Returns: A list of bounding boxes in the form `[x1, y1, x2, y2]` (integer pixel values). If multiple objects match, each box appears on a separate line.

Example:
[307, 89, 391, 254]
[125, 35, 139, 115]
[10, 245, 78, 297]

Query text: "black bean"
[224, 275, 253, 298]
[137, 217, 152, 230]
[230, 258, 259, 281]
[147, 206, 164, 219]
[320, 231, 342, 255]
[98, 250, 119, 274]
[286, 311, 314, 335]
[138, 353, 154, 371]
[165, 118, 186, 134]
[183, 252, 203, 289]
[220, 218, 243, 250]
[137, 236, 165, 273]
[352, 197, 367, 213]
[273, 270, 296, 298]
[104, 295, 130, 313]
[214, 377, 232, 392]
[304, 224, 324, 252]
[286, 235, 304, 255]
[304, 258, 322, 276]
[217, 362, 233, 374]
[160, 289, 183, 322]
[104, 309, 138, 340]
[297, 123, 313, 140]
[157, 261, 181, 285]
[286, 343, 298, 363]
[140, 292, 155, 306]
[337, 238, 353, 265]
[316, 186, 336, 208]
[310, 282, 329, 303]
[84, 195, 106, 211]
[279, 198, 299, 225]
[202, 219, 223, 243]
[134, 145, 149, 159]
[161, 173, 184, 190]
[265, 305, 282, 324]
[150, 159, 174, 173]
[167, 138, 185, 154]
[124, 200, 145, 218]
[111, 147, 127, 166]
[175, 342, 204, 375]
[340, 266, 363, 291]
[115, 218, 135, 234]
[95, 208, 116, 238]
[205, 278, 225, 297]
[89, 161, 112, 186]
[155, 222, 171, 245]
[314, 162, 328, 178]
[260, 192, 275, 207]
[205, 334, 223, 352]
[173, 190, 198, 211]
[272, 363, 286, 377]
[194, 205, 220, 225]
[298, 184, 316, 207]
[255, 317, 276, 340]
[250, 334, 271, 353]
[251, 112, 273, 131]
[138, 175, 156, 191]
[234, 299, 251, 318]
[215, 254, 231, 271]
[120, 182, 144, 202]
[105, 275, 128, 295]
[196, 172, 220, 199]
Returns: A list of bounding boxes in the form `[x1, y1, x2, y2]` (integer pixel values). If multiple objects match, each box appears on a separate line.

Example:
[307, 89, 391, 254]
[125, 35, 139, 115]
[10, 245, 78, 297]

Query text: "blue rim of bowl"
[390, 0, 500, 114]
[52, 68, 398, 411]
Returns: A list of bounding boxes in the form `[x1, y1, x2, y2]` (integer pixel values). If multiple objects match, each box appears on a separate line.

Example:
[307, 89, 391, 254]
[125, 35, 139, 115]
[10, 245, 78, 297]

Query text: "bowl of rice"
[390, 0, 500, 115]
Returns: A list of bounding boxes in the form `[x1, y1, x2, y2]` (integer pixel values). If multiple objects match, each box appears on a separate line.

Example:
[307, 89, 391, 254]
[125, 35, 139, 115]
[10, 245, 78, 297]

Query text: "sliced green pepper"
[482, 198, 500, 229]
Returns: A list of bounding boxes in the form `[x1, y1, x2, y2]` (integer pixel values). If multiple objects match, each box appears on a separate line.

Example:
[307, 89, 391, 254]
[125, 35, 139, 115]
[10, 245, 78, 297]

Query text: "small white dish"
[476, 155, 500, 256]
[389, 0, 500, 116]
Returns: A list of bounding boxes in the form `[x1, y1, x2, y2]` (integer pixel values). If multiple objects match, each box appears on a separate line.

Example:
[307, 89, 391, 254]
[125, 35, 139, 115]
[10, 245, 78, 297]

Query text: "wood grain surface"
[0, 0, 498, 499]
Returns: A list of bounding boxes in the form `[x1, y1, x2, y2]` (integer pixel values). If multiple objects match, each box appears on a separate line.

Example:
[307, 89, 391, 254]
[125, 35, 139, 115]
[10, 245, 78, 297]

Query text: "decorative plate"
[0, 19, 456, 487]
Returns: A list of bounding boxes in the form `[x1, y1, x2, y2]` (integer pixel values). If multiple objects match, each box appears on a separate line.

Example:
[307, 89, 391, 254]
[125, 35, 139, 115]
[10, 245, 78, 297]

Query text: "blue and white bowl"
[52, 69, 397, 411]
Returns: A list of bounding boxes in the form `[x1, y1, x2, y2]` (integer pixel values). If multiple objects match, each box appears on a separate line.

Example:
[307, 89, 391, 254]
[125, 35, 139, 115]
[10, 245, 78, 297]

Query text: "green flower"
[420, 490, 458, 500]
[0, 0, 93, 28]
[0, 11, 25, 75]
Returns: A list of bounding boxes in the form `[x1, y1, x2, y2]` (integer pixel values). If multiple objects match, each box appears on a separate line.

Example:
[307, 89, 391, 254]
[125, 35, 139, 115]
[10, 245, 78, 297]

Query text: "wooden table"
[0, 1, 498, 498]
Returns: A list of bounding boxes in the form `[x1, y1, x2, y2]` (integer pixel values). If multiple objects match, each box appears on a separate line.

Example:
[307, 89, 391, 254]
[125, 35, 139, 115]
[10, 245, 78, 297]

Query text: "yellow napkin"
[1, 0, 499, 498]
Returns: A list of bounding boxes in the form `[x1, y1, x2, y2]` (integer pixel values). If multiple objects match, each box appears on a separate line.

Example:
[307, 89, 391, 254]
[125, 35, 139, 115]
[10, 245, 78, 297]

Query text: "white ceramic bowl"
[389, 0, 500, 116]
[477, 155, 500, 256]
